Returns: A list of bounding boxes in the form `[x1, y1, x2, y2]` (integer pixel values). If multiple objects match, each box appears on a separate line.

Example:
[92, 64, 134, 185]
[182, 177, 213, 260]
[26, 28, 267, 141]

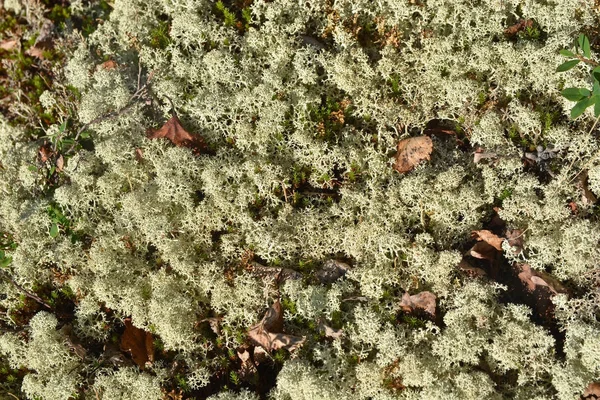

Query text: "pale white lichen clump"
[1, 0, 600, 399]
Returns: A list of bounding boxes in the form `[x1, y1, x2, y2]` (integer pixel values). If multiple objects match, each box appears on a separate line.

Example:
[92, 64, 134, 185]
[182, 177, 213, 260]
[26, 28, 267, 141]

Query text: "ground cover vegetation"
[1, 0, 600, 399]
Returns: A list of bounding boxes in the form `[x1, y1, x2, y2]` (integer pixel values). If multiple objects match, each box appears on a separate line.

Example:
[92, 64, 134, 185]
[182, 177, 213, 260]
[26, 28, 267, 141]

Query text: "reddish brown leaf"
[237, 348, 258, 381]
[147, 115, 207, 154]
[399, 291, 436, 317]
[393, 136, 433, 173]
[120, 318, 154, 369]
[38, 143, 53, 163]
[101, 60, 118, 70]
[471, 230, 504, 251]
[26, 46, 46, 59]
[583, 382, 600, 399]
[504, 19, 533, 37]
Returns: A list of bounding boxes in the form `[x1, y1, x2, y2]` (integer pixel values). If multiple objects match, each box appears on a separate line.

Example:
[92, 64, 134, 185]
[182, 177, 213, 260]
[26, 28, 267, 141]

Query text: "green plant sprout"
[557, 34, 600, 118]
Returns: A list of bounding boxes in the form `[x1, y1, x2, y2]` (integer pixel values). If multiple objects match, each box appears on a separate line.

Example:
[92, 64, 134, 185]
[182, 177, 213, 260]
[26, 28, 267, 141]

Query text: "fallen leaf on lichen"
[247, 300, 305, 353]
[458, 258, 486, 277]
[0, 38, 18, 50]
[120, 318, 155, 369]
[393, 136, 433, 173]
[471, 230, 504, 251]
[399, 291, 436, 317]
[148, 115, 207, 154]
[583, 382, 600, 399]
[504, 19, 533, 37]
[505, 229, 524, 254]
[316, 259, 350, 284]
[516, 264, 566, 295]
[467, 241, 499, 260]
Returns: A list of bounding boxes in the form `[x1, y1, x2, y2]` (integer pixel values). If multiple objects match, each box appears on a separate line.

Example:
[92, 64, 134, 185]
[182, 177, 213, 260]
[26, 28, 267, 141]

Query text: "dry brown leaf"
[322, 324, 343, 339]
[26, 46, 45, 59]
[316, 259, 350, 284]
[576, 170, 598, 205]
[471, 230, 504, 251]
[248, 262, 302, 283]
[399, 291, 436, 317]
[467, 241, 499, 260]
[120, 318, 155, 369]
[247, 300, 305, 353]
[505, 229, 524, 254]
[56, 154, 64, 172]
[148, 115, 207, 153]
[517, 264, 566, 295]
[38, 143, 53, 163]
[473, 151, 497, 164]
[101, 60, 118, 70]
[198, 317, 222, 335]
[135, 148, 144, 162]
[237, 348, 258, 381]
[458, 258, 486, 277]
[583, 382, 600, 399]
[0, 38, 18, 50]
[393, 136, 433, 173]
[504, 19, 533, 37]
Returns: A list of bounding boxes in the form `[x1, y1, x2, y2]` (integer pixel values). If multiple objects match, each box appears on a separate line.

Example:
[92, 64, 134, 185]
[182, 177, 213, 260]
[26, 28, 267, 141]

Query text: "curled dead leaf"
[135, 148, 144, 162]
[120, 318, 155, 369]
[393, 136, 433, 173]
[399, 291, 436, 317]
[471, 230, 504, 251]
[247, 300, 305, 353]
[237, 348, 258, 381]
[458, 258, 486, 277]
[248, 262, 302, 283]
[316, 259, 350, 284]
[517, 264, 567, 295]
[148, 115, 207, 154]
[467, 241, 499, 261]
[56, 154, 64, 172]
[38, 143, 53, 163]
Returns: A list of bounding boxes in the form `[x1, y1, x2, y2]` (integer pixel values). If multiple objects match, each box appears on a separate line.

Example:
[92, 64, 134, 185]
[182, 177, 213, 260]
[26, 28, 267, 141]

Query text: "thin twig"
[573, 54, 600, 67]
[7, 393, 20, 400]
[0, 270, 52, 310]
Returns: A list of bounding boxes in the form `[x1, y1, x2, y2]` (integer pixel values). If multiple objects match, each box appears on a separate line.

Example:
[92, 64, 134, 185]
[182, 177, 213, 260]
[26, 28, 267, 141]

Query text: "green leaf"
[579, 34, 591, 58]
[594, 80, 600, 96]
[0, 250, 4, 259]
[560, 49, 576, 57]
[571, 97, 595, 119]
[561, 87, 590, 101]
[59, 120, 67, 133]
[594, 96, 600, 117]
[49, 223, 59, 238]
[0, 256, 11, 268]
[557, 59, 580, 72]
[593, 66, 600, 83]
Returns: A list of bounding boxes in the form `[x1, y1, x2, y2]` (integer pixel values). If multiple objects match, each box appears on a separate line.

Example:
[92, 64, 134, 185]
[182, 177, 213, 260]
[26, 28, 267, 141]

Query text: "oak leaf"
[471, 230, 504, 251]
[399, 291, 436, 317]
[148, 115, 207, 154]
[120, 318, 155, 369]
[583, 382, 600, 399]
[393, 136, 433, 173]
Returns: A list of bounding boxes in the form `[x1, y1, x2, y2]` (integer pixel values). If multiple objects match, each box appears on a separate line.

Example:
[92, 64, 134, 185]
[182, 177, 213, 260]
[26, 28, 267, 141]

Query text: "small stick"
[0, 270, 52, 310]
